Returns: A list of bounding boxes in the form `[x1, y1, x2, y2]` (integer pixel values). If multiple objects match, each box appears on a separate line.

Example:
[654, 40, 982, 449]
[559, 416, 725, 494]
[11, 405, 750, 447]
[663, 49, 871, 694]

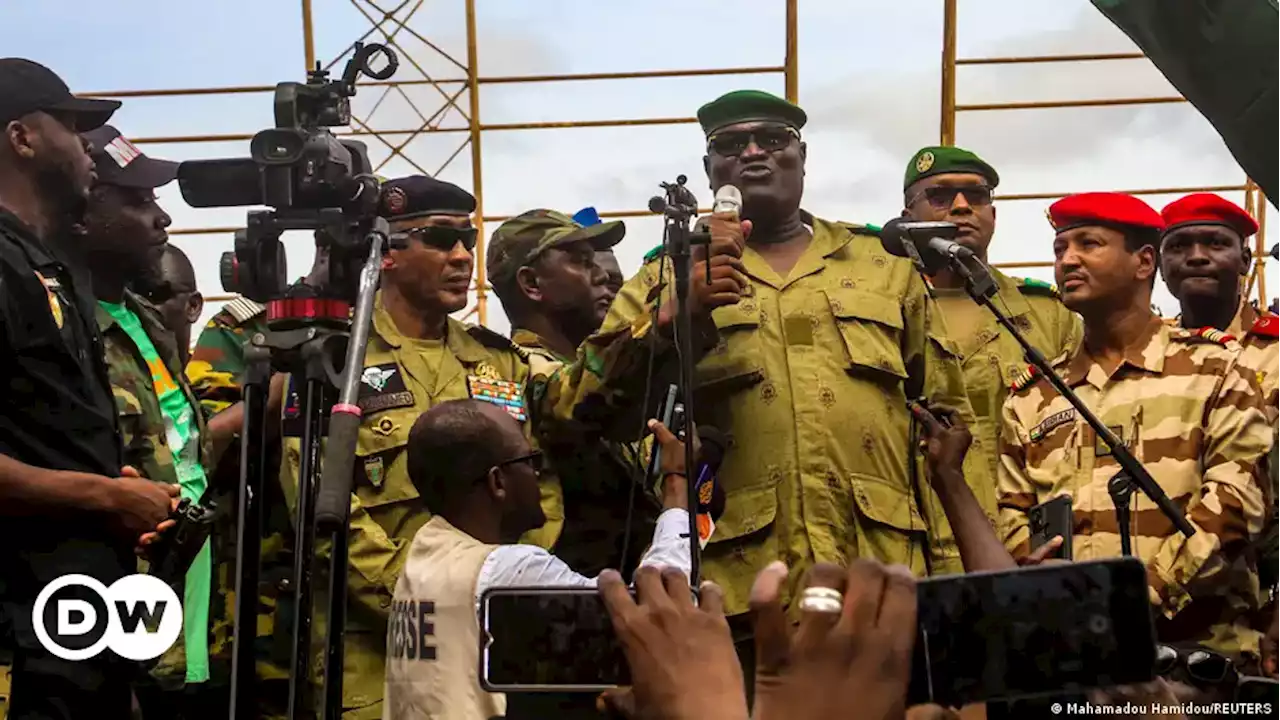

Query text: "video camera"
[175, 42, 399, 303]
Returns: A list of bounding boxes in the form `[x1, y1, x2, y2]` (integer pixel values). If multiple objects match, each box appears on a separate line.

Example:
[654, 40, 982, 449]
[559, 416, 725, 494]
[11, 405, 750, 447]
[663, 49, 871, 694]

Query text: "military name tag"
[358, 363, 415, 413]
[1030, 409, 1076, 443]
[467, 375, 527, 422]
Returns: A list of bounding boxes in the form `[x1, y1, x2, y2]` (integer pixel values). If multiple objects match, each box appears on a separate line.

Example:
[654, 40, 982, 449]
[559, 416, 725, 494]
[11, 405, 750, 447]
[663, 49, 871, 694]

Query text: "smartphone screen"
[480, 587, 630, 692]
[909, 557, 1156, 707]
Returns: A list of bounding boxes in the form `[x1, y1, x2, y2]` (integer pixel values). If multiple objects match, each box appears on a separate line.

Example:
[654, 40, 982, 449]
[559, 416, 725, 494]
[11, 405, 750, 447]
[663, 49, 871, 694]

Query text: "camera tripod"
[227, 220, 389, 720]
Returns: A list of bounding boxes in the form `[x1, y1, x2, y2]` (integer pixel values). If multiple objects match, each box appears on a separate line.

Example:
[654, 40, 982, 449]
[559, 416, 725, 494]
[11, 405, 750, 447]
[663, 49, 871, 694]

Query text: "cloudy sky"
[3, 0, 1273, 334]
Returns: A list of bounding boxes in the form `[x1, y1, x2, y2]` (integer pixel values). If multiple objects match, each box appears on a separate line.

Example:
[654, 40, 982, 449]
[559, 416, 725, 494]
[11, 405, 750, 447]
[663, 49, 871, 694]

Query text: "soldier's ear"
[516, 266, 541, 303]
[186, 292, 204, 324]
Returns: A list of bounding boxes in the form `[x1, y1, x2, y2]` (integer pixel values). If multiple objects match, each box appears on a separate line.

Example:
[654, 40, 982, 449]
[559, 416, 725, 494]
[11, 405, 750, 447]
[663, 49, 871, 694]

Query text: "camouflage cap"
[487, 209, 625, 286]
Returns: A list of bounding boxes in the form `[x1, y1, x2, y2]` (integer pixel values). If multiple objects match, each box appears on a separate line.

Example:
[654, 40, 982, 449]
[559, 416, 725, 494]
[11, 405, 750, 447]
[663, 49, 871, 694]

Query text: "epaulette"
[1009, 363, 1041, 392]
[1015, 277, 1061, 299]
[642, 244, 665, 264]
[465, 324, 524, 356]
[1250, 313, 1279, 339]
[220, 296, 267, 326]
[834, 221, 879, 237]
[1191, 326, 1236, 346]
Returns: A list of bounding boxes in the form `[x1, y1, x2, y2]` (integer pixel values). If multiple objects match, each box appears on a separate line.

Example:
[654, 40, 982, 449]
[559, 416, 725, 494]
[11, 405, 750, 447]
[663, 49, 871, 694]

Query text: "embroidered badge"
[364, 456, 385, 487]
[357, 363, 415, 413]
[383, 186, 408, 216]
[466, 375, 527, 422]
[362, 366, 396, 391]
[474, 362, 502, 381]
[35, 271, 63, 329]
[915, 151, 935, 173]
[1029, 409, 1076, 443]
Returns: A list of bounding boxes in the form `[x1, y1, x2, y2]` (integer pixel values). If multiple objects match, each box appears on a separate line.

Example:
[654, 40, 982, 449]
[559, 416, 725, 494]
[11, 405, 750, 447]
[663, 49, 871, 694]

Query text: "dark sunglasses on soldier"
[474, 450, 543, 484]
[910, 185, 994, 210]
[390, 226, 478, 252]
[1154, 644, 1236, 686]
[706, 124, 799, 157]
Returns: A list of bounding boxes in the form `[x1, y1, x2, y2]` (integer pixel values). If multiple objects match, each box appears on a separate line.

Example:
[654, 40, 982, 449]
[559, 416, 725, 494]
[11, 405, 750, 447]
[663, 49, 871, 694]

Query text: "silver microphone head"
[713, 185, 743, 214]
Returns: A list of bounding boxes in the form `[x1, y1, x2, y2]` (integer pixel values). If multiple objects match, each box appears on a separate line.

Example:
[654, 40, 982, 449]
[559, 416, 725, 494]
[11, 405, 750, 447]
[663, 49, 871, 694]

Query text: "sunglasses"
[494, 450, 544, 475]
[707, 125, 799, 157]
[390, 226, 478, 252]
[909, 185, 994, 210]
[1155, 644, 1236, 685]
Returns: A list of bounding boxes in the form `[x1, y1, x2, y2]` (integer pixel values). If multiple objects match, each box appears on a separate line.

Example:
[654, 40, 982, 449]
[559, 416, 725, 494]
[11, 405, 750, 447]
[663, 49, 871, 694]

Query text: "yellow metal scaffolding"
[939, 0, 1269, 307]
[85, 0, 799, 323]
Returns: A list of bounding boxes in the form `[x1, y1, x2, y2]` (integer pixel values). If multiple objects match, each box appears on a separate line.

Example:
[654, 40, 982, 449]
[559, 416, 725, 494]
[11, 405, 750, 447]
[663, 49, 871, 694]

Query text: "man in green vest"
[901, 146, 1082, 515]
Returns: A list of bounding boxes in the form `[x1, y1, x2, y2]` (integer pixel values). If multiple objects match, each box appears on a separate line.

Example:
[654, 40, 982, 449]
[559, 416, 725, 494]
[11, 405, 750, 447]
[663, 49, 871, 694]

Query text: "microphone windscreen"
[878, 217, 913, 259]
[713, 185, 743, 214]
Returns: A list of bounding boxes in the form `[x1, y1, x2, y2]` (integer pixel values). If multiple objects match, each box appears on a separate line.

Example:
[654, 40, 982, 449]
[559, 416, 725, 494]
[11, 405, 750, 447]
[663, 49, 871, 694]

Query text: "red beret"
[1161, 193, 1258, 238]
[1048, 192, 1164, 234]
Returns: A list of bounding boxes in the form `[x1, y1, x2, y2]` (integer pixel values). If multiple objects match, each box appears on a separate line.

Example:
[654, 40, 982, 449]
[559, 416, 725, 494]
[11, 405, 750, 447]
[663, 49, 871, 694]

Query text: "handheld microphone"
[692, 426, 728, 548]
[879, 217, 973, 274]
[713, 185, 743, 216]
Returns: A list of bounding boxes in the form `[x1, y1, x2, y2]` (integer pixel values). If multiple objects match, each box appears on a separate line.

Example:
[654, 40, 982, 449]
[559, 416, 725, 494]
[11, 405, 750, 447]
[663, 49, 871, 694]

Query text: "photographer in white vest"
[383, 398, 693, 720]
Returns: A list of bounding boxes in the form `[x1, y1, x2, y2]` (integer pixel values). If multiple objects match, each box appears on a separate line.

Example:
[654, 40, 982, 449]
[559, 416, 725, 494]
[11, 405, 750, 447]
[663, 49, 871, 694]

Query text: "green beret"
[903, 146, 999, 190]
[697, 90, 807, 137]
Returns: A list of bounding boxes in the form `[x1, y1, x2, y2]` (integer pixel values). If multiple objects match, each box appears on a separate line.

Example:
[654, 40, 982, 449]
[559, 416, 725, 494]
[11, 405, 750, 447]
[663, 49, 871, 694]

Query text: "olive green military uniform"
[613, 215, 987, 621]
[999, 318, 1271, 663]
[187, 295, 296, 711]
[280, 289, 706, 717]
[928, 270, 1081, 515]
[512, 328, 660, 575]
[97, 290, 222, 688]
[487, 208, 660, 575]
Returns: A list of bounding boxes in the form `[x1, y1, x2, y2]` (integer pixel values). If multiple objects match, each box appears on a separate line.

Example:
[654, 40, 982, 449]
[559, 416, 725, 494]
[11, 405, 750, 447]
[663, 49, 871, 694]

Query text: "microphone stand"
[649, 175, 708, 584]
[944, 251, 1195, 553]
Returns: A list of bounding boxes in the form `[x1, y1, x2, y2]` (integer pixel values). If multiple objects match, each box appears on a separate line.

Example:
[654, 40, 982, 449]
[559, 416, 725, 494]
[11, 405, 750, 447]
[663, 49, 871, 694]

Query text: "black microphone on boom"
[878, 217, 974, 275]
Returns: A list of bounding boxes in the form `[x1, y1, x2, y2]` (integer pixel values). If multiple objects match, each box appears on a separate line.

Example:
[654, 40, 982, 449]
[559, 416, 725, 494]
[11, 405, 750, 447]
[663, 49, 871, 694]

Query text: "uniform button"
[277, 578, 291, 593]
[380, 595, 392, 609]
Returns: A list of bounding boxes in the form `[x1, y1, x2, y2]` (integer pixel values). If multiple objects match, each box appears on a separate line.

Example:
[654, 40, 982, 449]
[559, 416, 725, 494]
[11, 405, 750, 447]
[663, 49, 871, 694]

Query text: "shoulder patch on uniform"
[1250, 313, 1279, 339]
[1189, 326, 1236, 346]
[1010, 363, 1041, 392]
[642, 244, 665, 264]
[1015, 277, 1060, 299]
[465, 324, 522, 354]
[222, 296, 266, 326]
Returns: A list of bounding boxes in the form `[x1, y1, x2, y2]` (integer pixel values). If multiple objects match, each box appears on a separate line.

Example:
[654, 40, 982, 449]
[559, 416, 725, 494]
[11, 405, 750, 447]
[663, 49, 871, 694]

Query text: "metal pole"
[1256, 190, 1269, 307]
[784, 0, 798, 103]
[465, 0, 488, 327]
[301, 0, 316, 70]
[940, 0, 957, 145]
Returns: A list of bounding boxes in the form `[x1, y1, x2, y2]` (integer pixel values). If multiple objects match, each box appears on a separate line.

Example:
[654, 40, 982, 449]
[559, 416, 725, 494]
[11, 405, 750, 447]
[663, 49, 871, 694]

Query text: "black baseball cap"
[0, 58, 120, 131]
[82, 125, 178, 189]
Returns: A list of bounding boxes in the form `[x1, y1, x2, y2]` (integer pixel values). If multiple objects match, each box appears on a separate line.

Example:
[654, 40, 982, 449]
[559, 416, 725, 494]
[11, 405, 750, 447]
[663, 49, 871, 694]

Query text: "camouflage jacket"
[279, 291, 711, 715]
[187, 295, 268, 415]
[610, 216, 984, 619]
[511, 327, 660, 577]
[1229, 299, 1278, 427]
[96, 290, 223, 687]
[186, 295, 296, 687]
[998, 316, 1272, 660]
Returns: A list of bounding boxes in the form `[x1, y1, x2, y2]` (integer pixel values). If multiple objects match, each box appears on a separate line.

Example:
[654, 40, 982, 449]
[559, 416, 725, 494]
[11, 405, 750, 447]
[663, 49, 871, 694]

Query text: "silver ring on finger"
[798, 586, 843, 614]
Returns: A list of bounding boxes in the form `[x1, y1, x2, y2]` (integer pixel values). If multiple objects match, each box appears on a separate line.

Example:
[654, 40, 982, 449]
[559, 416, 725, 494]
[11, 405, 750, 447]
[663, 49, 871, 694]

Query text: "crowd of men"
[0, 56, 1275, 720]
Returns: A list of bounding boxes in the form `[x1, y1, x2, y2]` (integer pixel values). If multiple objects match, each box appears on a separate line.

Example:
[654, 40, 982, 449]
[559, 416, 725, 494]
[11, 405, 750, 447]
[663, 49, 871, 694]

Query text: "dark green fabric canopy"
[1091, 0, 1277, 203]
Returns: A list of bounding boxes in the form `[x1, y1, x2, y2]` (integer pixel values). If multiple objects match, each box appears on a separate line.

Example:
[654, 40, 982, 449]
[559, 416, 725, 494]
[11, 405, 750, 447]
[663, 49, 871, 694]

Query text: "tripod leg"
[229, 364, 269, 719]
[287, 378, 327, 718]
[319, 529, 350, 719]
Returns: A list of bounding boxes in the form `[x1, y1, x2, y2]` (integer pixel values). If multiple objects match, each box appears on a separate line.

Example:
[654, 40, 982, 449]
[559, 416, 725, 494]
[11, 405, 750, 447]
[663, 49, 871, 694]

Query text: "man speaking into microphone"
[900, 146, 1081, 514]
[601, 90, 977, 688]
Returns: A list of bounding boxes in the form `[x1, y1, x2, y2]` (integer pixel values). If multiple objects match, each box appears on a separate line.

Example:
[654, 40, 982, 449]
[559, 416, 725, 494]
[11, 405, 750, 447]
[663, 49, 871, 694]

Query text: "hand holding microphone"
[703, 185, 751, 260]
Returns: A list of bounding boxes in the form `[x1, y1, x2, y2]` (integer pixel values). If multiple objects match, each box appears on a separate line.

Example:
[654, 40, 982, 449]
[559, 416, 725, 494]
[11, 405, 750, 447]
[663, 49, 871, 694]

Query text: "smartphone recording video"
[909, 557, 1156, 707]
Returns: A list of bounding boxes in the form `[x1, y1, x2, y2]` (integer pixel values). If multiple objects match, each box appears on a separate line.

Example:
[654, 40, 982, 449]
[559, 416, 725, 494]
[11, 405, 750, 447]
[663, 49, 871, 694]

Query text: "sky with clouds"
[3, 0, 1273, 335]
